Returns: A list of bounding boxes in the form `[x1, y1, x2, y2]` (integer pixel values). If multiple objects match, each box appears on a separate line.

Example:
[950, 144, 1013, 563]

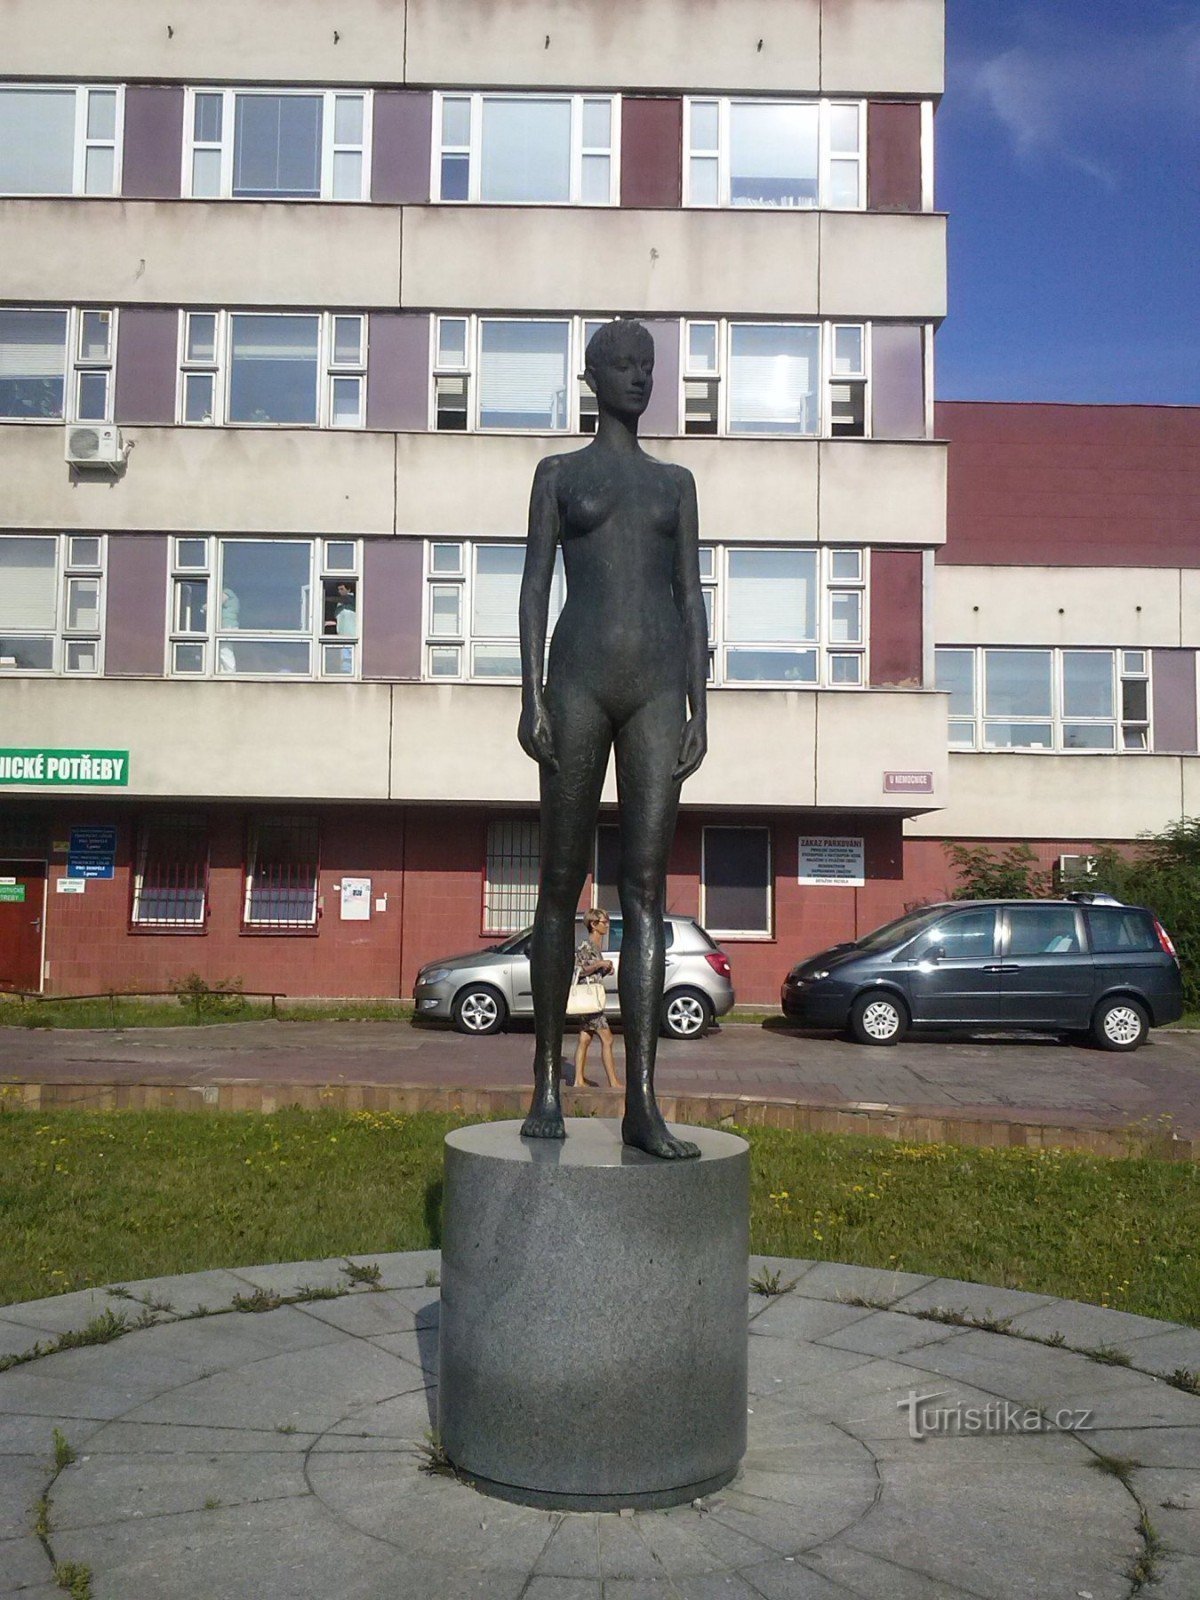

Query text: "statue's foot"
[521, 1088, 566, 1140]
[622, 1100, 700, 1160]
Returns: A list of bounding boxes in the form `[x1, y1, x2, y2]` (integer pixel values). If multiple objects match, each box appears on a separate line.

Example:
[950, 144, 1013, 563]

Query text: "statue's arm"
[673, 467, 708, 781]
[517, 456, 561, 771]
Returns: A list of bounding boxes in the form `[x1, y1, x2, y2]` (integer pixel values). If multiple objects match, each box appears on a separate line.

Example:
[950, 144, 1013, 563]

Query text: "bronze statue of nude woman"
[517, 318, 708, 1160]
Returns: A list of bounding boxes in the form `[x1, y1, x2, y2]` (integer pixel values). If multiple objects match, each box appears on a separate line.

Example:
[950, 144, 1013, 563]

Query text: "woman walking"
[573, 908, 621, 1090]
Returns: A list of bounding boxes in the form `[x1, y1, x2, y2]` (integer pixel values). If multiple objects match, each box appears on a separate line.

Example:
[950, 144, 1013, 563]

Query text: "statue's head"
[584, 318, 655, 419]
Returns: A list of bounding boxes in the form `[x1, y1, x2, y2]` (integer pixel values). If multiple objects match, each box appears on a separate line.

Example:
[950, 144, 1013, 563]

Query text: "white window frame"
[432, 91, 620, 206]
[167, 536, 361, 681]
[484, 816, 540, 934]
[430, 315, 609, 434]
[0, 306, 117, 424]
[713, 545, 868, 690]
[0, 533, 105, 676]
[936, 647, 1154, 754]
[182, 87, 371, 201]
[176, 311, 366, 429]
[422, 538, 568, 683]
[0, 84, 124, 197]
[700, 825, 774, 941]
[680, 319, 874, 438]
[683, 97, 865, 211]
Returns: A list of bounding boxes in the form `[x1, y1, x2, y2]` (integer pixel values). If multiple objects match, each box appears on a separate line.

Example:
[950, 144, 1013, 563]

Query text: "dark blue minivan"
[781, 899, 1183, 1050]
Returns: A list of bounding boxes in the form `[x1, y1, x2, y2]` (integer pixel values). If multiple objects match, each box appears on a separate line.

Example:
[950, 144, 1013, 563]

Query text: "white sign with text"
[798, 836, 865, 887]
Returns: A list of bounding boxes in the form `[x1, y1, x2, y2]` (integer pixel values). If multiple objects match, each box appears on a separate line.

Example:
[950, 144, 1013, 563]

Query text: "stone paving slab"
[1, 1251, 1197, 1598]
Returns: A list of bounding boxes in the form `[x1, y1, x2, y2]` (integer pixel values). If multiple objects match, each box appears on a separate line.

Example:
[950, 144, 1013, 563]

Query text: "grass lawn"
[0, 996, 416, 1029]
[1, 1109, 1197, 1325]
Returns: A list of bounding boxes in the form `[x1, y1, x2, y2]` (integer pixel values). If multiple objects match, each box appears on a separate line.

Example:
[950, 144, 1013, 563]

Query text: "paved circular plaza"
[2, 1251, 1198, 1598]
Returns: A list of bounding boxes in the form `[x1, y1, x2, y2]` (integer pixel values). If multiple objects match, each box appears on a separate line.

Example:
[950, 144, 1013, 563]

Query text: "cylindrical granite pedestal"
[438, 1118, 749, 1511]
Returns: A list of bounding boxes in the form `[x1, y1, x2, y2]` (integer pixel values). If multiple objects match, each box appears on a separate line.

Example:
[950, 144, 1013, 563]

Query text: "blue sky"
[936, 0, 1200, 403]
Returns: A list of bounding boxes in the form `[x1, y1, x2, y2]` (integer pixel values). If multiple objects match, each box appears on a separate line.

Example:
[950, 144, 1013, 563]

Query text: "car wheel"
[452, 984, 508, 1036]
[662, 987, 713, 1040]
[1091, 997, 1148, 1052]
[849, 991, 908, 1046]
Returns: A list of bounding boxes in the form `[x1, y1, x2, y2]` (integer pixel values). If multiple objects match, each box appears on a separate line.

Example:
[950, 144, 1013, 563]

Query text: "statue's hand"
[673, 715, 707, 782]
[518, 697, 559, 772]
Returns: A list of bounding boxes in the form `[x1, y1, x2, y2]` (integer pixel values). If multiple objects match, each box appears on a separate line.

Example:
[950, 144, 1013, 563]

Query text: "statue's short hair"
[584, 318, 655, 374]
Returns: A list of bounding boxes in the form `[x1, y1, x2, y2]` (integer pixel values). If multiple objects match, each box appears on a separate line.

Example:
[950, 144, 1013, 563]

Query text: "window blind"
[473, 546, 524, 636]
[729, 325, 819, 430]
[0, 310, 68, 378]
[727, 549, 817, 642]
[0, 89, 75, 194]
[479, 322, 569, 424]
[0, 538, 58, 632]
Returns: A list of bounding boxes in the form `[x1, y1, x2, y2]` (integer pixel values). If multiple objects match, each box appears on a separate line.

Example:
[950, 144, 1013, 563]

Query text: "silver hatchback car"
[414, 915, 735, 1038]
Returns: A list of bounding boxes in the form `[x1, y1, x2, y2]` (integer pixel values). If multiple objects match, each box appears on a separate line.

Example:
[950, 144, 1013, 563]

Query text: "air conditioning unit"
[65, 424, 123, 467]
[1055, 853, 1097, 886]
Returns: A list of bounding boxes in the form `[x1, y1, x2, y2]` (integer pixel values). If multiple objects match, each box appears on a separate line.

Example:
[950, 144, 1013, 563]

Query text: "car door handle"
[983, 964, 1019, 973]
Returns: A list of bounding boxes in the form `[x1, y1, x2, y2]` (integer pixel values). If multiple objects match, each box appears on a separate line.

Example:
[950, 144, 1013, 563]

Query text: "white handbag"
[565, 966, 606, 1016]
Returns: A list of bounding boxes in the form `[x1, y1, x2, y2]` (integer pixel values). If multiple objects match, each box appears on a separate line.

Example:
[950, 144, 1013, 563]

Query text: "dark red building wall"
[936, 402, 1200, 568]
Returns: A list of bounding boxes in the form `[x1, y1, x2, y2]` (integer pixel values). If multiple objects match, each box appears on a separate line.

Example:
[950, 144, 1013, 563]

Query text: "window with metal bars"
[244, 817, 320, 930]
[131, 816, 209, 929]
[484, 818, 540, 934]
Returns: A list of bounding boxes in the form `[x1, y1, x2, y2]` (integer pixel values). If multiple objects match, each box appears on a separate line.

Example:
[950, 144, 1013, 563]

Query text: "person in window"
[218, 586, 239, 673]
[518, 318, 708, 1159]
[573, 908, 621, 1091]
[333, 582, 357, 637]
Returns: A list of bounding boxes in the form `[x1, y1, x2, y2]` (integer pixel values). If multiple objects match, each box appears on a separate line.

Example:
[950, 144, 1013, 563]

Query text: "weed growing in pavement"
[341, 1259, 383, 1288]
[53, 1562, 92, 1599]
[52, 1430, 75, 1470]
[1167, 1367, 1200, 1394]
[1087, 1343, 1134, 1367]
[749, 1267, 784, 1296]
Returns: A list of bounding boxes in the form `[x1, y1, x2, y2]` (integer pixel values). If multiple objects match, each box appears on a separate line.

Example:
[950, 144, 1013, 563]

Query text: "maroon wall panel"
[641, 318, 680, 436]
[872, 324, 925, 438]
[104, 535, 168, 677]
[620, 97, 683, 209]
[113, 307, 178, 425]
[366, 313, 430, 431]
[121, 86, 184, 200]
[1152, 650, 1198, 753]
[936, 403, 1200, 568]
[867, 101, 922, 212]
[361, 538, 423, 680]
[371, 90, 432, 204]
[869, 547, 923, 686]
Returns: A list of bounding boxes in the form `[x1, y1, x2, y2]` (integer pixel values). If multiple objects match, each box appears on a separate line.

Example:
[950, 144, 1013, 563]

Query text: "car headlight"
[420, 968, 452, 985]
[807, 969, 830, 981]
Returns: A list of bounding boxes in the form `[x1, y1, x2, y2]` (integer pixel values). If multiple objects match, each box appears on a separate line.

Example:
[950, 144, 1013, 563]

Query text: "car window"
[571, 918, 674, 954]
[1007, 906, 1081, 957]
[909, 908, 997, 961]
[1085, 907, 1158, 954]
[857, 907, 944, 953]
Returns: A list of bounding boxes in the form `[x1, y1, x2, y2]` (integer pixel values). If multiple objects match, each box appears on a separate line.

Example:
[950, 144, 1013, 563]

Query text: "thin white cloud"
[958, 14, 1200, 188]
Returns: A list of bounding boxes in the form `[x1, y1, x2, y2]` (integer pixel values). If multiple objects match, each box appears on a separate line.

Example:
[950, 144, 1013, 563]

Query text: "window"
[178, 311, 365, 427]
[1085, 907, 1159, 955]
[485, 818, 540, 933]
[424, 540, 566, 680]
[185, 89, 369, 200]
[685, 98, 863, 210]
[432, 315, 608, 433]
[0, 85, 122, 196]
[682, 320, 872, 437]
[910, 907, 997, 961]
[0, 307, 115, 422]
[715, 546, 865, 687]
[131, 816, 209, 929]
[702, 827, 771, 937]
[935, 649, 1152, 753]
[244, 817, 320, 930]
[0, 534, 104, 674]
[593, 824, 621, 911]
[1006, 905, 1081, 958]
[169, 537, 359, 679]
[435, 93, 618, 204]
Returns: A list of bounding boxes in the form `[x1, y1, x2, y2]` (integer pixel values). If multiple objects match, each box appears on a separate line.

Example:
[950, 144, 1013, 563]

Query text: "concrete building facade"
[1, 0, 1193, 1008]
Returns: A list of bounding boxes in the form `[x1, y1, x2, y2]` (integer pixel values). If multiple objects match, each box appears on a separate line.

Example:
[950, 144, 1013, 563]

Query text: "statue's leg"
[522, 681, 611, 1139]
[614, 690, 700, 1160]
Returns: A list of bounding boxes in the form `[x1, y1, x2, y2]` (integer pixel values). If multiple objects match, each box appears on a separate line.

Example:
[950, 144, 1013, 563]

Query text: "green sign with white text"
[0, 749, 130, 786]
[0, 884, 26, 902]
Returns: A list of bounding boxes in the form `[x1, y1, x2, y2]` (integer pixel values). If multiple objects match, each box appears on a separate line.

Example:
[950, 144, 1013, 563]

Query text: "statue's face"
[586, 335, 654, 417]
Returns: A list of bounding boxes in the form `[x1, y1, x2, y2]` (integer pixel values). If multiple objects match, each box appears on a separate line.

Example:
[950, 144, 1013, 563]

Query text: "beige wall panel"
[400, 207, 820, 317]
[1181, 573, 1200, 648]
[0, 681, 394, 799]
[819, 441, 946, 546]
[820, 0, 945, 95]
[390, 434, 821, 541]
[1179, 759, 1200, 816]
[405, 0, 821, 91]
[818, 213, 946, 319]
[0, 202, 401, 308]
[0, 427, 396, 534]
[813, 690, 948, 810]
[905, 753, 1187, 841]
[0, 0, 408, 82]
[934, 566, 1183, 648]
